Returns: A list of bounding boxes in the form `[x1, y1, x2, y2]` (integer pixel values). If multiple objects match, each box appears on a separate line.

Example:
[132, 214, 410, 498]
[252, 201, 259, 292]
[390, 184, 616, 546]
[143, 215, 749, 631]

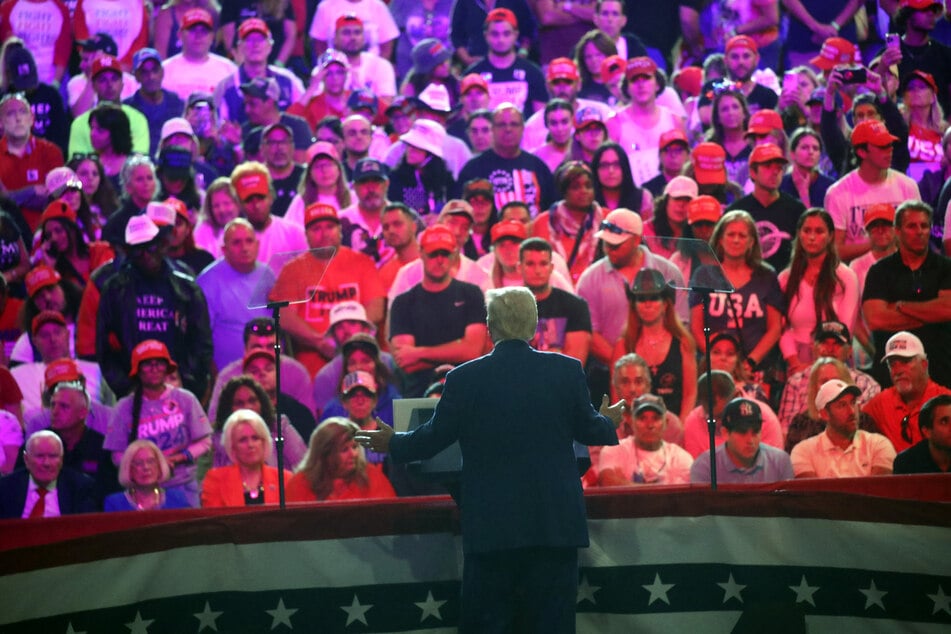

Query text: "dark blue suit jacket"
[390, 339, 617, 554]
[0, 468, 98, 519]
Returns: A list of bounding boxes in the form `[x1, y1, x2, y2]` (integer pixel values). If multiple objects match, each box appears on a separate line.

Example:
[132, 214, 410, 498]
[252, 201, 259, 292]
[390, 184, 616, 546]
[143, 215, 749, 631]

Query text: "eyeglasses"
[599, 220, 636, 236]
[249, 322, 276, 334]
[131, 458, 159, 468]
[900, 415, 913, 443]
[597, 160, 622, 170]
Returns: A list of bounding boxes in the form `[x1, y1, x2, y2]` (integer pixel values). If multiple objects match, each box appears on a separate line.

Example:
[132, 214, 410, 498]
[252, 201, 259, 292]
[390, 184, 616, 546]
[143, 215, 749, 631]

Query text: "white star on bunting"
[789, 575, 819, 606]
[194, 601, 223, 631]
[859, 580, 887, 610]
[415, 590, 446, 621]
[266, 598, 297, 629]
[718, 573, 746, 604]
[341, 594, 372, 626]
[642, 573, 675, 606]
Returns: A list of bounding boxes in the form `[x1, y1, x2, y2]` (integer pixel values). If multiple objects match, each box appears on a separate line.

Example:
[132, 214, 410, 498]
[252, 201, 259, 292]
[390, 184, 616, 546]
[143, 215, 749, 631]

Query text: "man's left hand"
[355, 421, 395, 454]
[599, 395, 627, 428]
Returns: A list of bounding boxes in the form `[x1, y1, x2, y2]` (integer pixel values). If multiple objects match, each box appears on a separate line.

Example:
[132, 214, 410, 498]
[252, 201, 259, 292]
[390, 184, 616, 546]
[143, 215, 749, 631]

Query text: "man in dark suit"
[0, 430, 97, 519]
[357, 286, 624, 632]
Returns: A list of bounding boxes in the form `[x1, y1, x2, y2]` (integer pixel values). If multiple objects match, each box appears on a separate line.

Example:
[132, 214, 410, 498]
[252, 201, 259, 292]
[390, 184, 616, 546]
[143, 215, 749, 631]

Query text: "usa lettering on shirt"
[707, 292, 765, 329]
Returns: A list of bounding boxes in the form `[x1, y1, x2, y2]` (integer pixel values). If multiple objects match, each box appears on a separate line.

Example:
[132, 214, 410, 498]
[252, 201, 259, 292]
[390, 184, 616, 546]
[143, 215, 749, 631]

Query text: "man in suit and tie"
[0, 430, 97, 519]
[357, 286, 624, 632]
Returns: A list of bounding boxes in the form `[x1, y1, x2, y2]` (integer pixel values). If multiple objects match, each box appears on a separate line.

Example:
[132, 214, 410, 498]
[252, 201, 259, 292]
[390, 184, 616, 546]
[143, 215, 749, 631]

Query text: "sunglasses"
[900, 415, 913, 444]
[599, 220, 636, 236]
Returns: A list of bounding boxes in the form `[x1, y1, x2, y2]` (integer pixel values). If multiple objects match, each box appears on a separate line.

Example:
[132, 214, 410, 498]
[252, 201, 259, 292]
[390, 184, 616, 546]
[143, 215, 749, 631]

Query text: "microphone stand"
[266, 300, 290, 509]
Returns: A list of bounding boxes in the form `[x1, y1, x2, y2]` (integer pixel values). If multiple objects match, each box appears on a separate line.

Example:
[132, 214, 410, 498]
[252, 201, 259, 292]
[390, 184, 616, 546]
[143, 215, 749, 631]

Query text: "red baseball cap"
[687, 195, 724, 225]
[182, 8, 214, 30]
[44, 358, 83, 389]
[238, 18, 271, 39]
[25, 265, 61, 297]
[419, 225, 457, 254]
[485, 8, 517, 29]
[547, 57, 579, 82]
[490, 219, 528, 243]
[672, 66, 703, 97]
[659, 129, 689, 151]
[864, 202, 896, 227]
[850, 120, 899, 147]
[90, 55, 122, 80]
[809, 37, 857, 71]
[725, 35, 758, 54]
[335, 13, 363, 31]
[460, 73, 489, 95]
[600, 55, 626, 84]
[691, 142, 727, 185]
[303, 202, 340, 226]
[625, 56, 657, 81]
[748, 143, 788, 167]
[745, 109, 783, 137]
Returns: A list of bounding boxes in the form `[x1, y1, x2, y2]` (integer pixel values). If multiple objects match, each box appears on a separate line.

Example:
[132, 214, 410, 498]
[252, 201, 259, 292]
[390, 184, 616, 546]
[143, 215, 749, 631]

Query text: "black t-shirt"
[457, 149, 555, 217]
[533, 287, 591, 352]
[270, 164, 305, 218]
[623, 0, 701, 61]
[863, 250, 951, 388]
[389, 279, 487, 396]
[726, 192, 806, 272]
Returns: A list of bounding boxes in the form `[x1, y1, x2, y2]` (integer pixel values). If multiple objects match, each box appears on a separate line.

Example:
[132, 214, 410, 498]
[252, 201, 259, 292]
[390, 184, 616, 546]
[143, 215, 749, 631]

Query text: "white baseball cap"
[815, 379, 862, 411]
[881, 331, 926, 362]
[594, 208, 643, 246]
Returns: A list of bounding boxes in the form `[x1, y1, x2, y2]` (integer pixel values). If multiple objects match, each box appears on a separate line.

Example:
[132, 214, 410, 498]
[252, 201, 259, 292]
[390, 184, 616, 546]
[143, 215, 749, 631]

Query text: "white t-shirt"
[824, 169, 920, 248]
[614, 105, 684, 186]
[309, 0, 400, 57]
[161, 54, 239, 102]
[348, 52, 398, 99]
[598, 437, 694, 485]
[256, 215, 309, 276]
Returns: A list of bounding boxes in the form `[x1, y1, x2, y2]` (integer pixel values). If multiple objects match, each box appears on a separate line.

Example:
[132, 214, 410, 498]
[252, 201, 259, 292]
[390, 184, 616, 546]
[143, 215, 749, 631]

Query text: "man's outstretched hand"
[599, 395, 627, 428]
[355, 420, 395, 454]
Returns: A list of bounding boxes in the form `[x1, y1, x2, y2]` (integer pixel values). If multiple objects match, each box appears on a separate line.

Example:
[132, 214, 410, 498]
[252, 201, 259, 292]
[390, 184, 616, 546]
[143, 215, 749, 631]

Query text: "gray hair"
[486, 287, 537, 343]
[51, 380, 90, 408]
[120, 154, 156, 191]
[613, 353, 650, 386]
[25, 430, 63, 455]
[222, 409, 273, 465]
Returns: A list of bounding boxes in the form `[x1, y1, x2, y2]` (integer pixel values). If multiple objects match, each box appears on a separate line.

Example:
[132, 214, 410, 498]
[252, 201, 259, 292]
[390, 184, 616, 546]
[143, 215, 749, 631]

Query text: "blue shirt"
[690, 443, 793, 484]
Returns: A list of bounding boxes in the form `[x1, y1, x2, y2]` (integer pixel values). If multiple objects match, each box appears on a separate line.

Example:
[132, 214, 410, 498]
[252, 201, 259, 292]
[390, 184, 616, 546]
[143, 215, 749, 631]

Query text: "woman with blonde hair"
[784, 357, 879, 452]
[201, 409, 292, 507]
[286, 417, 395, 502]
[193, 177, 242, 257]
[284, 142, 352, 227]
[104, 440, 191, 511]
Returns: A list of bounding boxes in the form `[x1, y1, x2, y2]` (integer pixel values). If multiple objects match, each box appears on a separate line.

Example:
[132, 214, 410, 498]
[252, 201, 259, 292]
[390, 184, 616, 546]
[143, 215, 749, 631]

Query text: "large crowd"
[0, 0, 950, 518]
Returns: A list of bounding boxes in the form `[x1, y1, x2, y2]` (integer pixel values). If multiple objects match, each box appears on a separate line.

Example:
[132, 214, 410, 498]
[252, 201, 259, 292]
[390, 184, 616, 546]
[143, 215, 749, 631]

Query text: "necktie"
[29, 487, 48, 519]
